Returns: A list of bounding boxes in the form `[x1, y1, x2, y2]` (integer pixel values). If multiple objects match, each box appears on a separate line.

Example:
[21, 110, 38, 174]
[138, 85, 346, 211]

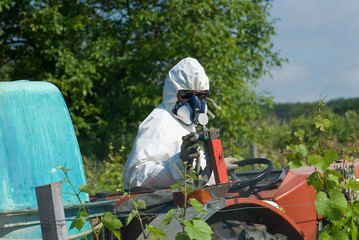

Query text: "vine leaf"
[315, 192, 330, 217]
[315, 190, 347, 220]
[189, 198, 206, 214]
[331, 225, 349, 240]
[78, 184, 92, 193]
[175, 232, 189, 240]
[322, 150, 338, 170]
[350, 219, 358, 240]
[161, 208, 174, 227]
[136, 199, 146, 209]
[295, 144, 307, 157]
[69, 209, 87, 231]
[326, 169, 343, 179]
[101, 212, 123, 239]
[343, 179, 359, 191]
[315, 119, 332, 132]
[171, 182, 183, 190]
[306, 171, 324, 191]
[183, 218, 213, 240]
[329, 189, 347, 211]
[127, 210, 138, 226]
[326, 170, 342, 190]
[318, 224, 331, 240]
[308, 150, 338, 172]
[308, 154, 322, 167]
[294, 129, 305, 139]
[318, 232, 330, 240]
[146, 224, 167, 239]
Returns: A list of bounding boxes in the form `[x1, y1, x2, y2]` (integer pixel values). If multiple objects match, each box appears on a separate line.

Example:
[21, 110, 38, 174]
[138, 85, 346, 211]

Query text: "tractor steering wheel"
[228, 158, 273, 191]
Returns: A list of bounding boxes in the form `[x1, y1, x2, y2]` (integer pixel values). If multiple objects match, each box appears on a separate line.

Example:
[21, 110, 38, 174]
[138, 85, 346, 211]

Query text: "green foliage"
[266, 102, 317, 119]
[253, 97, 359, 169]
[83, 143, 125, 194]
[265, 97, 359, 120]
[0, 0, 10, 13]
[305, 100, 359, 239]
[285, 129, 308, 168]
[327, 97, 359, 115]
[261, 98, 359, 150]
[0, 0, 284, 161]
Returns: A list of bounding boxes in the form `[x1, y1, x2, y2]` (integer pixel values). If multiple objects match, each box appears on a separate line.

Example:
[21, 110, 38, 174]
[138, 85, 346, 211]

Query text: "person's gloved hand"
[180, 132, 200, 168]
[225, 158, 240, 171]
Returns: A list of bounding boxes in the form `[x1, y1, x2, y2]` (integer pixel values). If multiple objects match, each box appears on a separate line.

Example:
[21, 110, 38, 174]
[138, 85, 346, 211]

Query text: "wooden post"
[250, 144, 258, 158]
[250, 144, 258, 170]
[36, 182, 68, 240]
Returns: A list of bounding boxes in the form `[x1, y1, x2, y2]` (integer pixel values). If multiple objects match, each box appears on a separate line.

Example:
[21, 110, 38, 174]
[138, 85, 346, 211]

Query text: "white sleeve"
[125, 152, 185, 190]
[123, 106, 195, 190]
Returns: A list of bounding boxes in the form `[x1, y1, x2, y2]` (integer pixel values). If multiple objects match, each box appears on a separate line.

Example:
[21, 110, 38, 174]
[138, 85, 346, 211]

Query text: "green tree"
[0, 0, 285, 161]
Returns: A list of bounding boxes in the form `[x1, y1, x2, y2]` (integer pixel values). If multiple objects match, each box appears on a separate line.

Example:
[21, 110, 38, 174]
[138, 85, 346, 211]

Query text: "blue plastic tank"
[0, 80, 89, 204]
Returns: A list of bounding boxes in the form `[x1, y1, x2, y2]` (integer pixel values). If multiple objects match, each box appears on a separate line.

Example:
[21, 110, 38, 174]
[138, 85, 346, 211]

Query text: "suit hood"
[162, 57, 209, 112]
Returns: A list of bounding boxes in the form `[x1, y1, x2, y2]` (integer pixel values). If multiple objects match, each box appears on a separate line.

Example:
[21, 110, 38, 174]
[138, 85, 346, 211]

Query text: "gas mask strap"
[207, 109, 215, 119]
[206, 97, 221, 119]
[207, 97, 221, 110]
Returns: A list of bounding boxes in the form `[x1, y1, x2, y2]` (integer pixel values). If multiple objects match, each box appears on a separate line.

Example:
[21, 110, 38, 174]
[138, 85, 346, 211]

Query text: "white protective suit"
[123, 57, 210, 190]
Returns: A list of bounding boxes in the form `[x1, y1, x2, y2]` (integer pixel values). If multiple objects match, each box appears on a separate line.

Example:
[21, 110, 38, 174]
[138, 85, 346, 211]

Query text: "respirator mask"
[174, 94, 209, 126]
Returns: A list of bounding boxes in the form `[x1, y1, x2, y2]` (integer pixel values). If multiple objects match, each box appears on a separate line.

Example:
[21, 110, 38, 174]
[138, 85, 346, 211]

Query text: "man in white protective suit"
[123, 57, 237, 190]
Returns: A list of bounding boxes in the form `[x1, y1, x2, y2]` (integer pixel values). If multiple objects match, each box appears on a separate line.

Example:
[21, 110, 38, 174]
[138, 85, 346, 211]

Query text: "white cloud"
[257, 63, 312, 102]
[259, 0, 359, 102]
[339, 67, 359, 88]
[271, 63, 310, 86]
[273, 0, 359, 30]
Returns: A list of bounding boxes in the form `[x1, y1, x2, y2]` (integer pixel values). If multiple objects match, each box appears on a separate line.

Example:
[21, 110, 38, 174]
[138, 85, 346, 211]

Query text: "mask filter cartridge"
[174, 95, 208, 126]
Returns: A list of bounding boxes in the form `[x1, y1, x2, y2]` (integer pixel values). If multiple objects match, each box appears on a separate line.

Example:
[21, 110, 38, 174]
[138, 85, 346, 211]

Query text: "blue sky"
[256, 0, 359, 103]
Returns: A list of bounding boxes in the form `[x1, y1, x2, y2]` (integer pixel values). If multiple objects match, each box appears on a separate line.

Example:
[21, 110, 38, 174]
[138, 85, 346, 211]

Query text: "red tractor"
[95, 128, 359, 240]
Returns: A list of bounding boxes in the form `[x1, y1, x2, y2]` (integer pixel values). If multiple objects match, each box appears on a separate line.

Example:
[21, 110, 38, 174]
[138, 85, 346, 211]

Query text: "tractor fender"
[205, 198, 306, 240]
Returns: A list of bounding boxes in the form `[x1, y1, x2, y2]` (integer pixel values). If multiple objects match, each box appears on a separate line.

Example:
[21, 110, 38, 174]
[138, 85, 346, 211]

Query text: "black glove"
[180, 132, 200, 168]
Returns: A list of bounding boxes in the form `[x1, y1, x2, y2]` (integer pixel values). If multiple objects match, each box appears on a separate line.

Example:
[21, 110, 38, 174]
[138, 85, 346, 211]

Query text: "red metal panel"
[274, 170, 318, 240]
[208, 139, 228, 184]
[173, 189, 212, 205]
[224, 198, 307, 240]
[296, 222, 318, 240]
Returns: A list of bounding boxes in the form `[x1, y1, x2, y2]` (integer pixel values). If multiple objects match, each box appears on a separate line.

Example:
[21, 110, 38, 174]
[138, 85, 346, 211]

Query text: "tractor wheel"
[210, 220, 287, 240]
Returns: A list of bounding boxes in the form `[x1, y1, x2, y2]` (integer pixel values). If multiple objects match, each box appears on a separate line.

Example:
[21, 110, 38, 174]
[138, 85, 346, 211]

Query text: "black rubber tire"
[210, 220, 287, 240]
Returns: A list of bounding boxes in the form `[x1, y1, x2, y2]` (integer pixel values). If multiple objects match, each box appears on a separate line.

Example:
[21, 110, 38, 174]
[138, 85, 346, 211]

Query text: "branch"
[126, 0, 131, 16]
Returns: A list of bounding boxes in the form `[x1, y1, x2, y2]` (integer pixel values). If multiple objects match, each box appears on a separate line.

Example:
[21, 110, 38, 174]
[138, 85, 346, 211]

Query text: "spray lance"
[192, 97, 224, 189]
